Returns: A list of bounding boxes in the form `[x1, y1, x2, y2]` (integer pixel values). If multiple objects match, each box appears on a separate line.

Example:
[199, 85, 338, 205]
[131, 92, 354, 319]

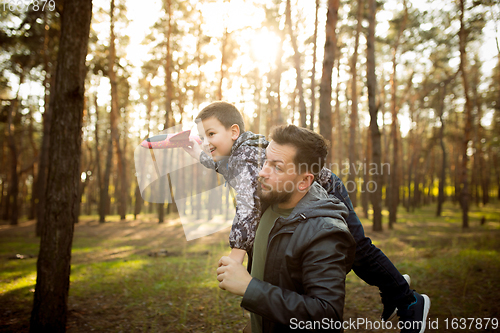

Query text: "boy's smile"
[198, 117, 240, 162]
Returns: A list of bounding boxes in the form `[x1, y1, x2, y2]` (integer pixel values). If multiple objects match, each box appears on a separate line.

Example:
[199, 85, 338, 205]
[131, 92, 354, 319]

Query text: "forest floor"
[1, 201, 500, 332]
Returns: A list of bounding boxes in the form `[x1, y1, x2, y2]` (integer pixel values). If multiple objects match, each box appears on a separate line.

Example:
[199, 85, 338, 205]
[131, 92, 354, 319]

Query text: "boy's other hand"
[183, 138, 203, 160]
[216, 256, 252, 296]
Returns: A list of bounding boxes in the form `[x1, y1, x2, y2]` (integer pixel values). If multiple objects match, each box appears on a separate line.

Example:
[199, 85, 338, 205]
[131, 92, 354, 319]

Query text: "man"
[216, 125, 356, 332]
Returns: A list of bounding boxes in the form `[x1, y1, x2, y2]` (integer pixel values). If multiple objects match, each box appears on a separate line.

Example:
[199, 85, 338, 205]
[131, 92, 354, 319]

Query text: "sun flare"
[250, 28, 280, 66]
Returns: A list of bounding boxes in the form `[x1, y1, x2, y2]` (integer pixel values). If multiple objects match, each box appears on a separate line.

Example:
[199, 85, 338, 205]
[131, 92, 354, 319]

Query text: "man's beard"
[257, 177, 293, 205]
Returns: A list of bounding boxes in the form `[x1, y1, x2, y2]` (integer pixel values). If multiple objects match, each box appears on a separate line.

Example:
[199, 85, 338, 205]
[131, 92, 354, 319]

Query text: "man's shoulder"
[304, 213, 350, 234]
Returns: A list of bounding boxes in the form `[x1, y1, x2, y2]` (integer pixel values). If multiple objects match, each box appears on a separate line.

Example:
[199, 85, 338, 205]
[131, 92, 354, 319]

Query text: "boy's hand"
[183, 138, 203, 161]
[216, 256, 252, 296]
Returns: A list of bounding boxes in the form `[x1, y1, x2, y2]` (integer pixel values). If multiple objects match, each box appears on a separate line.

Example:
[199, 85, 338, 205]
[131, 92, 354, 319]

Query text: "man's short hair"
[270, 125, 329, 179]
[196, 101, 245, 133]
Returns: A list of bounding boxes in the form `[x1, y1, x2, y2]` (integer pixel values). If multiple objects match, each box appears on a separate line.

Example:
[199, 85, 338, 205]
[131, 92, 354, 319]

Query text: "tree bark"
[319, 0, 340, 149]
[286, 0, 307, 128]
[29, 0, 92, 331]
[35, 11, 56, 236]
[6, 96, 20, 226]
[109, 0, 127, 220]
[367, 0, 382, 231]
[362, 128, 371, 219]
[309, 0, 320, 130]
[458, 0, 473, 229]
[334, 56, 342, 166]
[388, 0, 408, 227]
[348, 0, 364, 208]
[218, 26, 228, 101]
[437, 82, 448, 216]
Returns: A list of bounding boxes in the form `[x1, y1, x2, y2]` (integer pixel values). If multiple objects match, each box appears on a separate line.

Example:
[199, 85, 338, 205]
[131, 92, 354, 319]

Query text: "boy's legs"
[329, 173, 430, 330]
[339, 193, 412, 306]
[347, 208, 412, 311]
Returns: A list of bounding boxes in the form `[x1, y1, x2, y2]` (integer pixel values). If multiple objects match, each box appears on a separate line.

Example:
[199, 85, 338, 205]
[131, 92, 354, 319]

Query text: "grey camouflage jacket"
[200, 131, 267, 251]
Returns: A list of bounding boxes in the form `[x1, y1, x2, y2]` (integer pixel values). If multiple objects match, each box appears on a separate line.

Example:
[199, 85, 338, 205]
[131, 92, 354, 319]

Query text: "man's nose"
[259, 164, 270, 178]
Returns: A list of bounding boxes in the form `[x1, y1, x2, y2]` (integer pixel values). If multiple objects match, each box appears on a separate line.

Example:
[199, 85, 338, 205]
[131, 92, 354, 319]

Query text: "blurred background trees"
[1, 0, 499, 231]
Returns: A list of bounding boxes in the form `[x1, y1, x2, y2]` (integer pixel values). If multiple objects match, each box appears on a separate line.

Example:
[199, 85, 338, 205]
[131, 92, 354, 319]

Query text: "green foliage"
[2, 202, 500, 332]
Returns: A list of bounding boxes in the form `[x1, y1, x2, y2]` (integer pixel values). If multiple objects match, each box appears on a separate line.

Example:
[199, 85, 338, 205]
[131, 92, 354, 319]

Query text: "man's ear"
[230, 124, 240, 141]
[298, 173, 314, 191]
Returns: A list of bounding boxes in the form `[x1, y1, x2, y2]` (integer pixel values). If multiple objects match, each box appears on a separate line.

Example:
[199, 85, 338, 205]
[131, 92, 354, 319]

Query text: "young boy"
[184, 101, 430, 332]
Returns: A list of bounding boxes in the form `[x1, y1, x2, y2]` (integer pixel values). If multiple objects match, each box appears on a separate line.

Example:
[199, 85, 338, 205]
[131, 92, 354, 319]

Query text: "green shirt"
[250, 204, 294, 333]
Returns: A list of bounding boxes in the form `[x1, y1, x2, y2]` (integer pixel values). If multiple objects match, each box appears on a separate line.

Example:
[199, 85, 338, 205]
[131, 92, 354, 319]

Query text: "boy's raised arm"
[183, 138, 203, 161]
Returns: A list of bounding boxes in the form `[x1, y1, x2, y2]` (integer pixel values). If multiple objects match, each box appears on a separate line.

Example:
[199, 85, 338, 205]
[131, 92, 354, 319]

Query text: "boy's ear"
[230, 124, 240, 141]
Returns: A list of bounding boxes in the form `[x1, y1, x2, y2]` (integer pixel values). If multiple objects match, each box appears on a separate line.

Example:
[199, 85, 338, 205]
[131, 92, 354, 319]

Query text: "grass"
[1, 201, 500, 332]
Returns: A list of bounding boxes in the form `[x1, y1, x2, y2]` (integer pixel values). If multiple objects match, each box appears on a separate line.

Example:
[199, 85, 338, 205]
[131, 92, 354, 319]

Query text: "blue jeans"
[329, 173, 412, 304]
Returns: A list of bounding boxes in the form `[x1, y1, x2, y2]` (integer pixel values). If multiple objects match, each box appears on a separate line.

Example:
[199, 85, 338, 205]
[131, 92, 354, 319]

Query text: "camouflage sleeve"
[316, 166, 335, 194]
[227, 158, 262, 252]
[199, 151, 216, 170]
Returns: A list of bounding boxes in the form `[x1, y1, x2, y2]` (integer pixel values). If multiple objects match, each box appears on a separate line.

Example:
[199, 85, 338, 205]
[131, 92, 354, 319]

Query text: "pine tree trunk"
[458, 0, 472, 229]
[362, 128, 371, 219]
[437, 83, 448, 216]
[309, 0, 320, 130]
[109, 0, 127, 220]
[319, 0, 339, 149]
[334, 56, 342, 166]
[388, 0, 407, 227]
[286, 0, 307, 128]
[349, 0, 363, 208]
[28, 107, 39, 220]
[35, 12, 55, 236]
[367, 0, 382, 231]
[29, 1, 92, 331]
[6, 96, 19, 226]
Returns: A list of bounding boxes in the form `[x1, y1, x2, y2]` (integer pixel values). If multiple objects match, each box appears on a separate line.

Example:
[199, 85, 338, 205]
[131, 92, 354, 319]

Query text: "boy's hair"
[196, 101, 245, 133]
[270, 125, 329, 179]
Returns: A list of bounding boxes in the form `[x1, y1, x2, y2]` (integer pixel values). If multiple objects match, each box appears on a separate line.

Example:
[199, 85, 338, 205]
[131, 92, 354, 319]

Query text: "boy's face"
[198, 117, 239, 162]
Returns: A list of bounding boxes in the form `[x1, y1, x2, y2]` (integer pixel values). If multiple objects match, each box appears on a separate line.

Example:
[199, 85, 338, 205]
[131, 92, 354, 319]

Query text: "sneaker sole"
[418, 294, 431, 333]
[387, 274, 411, 321]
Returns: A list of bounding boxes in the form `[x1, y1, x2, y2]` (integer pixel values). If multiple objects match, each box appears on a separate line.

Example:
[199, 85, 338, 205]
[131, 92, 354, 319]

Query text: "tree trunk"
[35, 11, 56, 236]
[6, 97, 20, 226]
[218, 26, 228, 101]
[367, 0, 382, 231]
[388, 0, 407, 228]
[458, 0, 473, 229]
[309, 0, 320, 130]
[348, 0, 363, 208]
[334, 56, 342, 166]
[362, 128, 371, 219]
[93, 93, 103, 221]
[286, 0, 307, 128]
[109, 0, 127, 220]
[437, 83, 448, 216]
[29, 1, 92, 331]
[100, 133, 113, 222]
[28, 106, 39, 220]
[319, 0, 340, 149]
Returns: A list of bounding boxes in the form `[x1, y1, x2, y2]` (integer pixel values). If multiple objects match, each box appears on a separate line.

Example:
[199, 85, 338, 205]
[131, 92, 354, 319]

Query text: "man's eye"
[275, 166, 282, 172]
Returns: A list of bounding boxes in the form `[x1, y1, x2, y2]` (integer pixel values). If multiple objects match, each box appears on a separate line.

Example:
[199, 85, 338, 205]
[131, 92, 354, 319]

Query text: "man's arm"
[240, 224, 355, 325]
